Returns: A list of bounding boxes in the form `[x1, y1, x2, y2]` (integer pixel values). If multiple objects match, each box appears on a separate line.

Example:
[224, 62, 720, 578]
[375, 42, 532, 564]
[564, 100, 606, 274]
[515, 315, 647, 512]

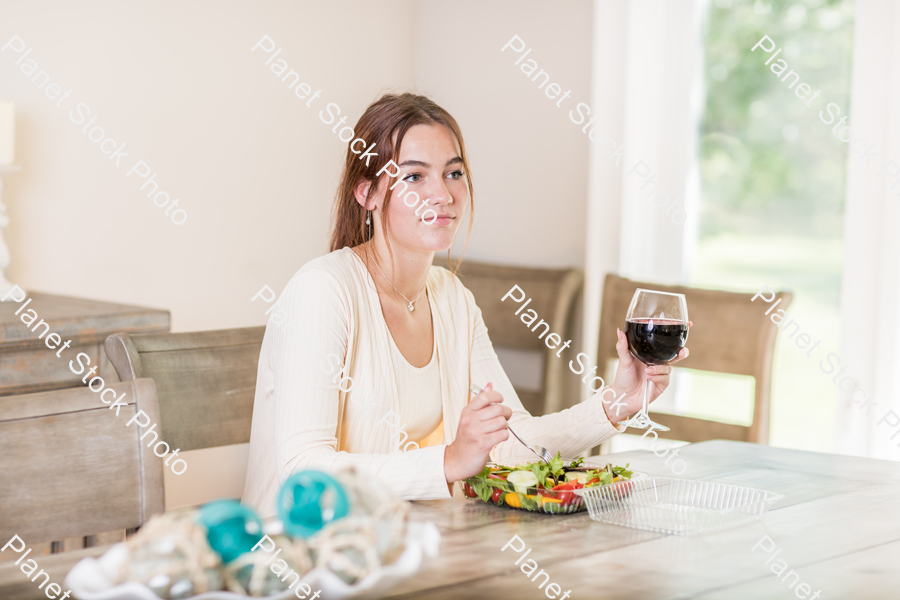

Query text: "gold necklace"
[369, 251, 426, 312]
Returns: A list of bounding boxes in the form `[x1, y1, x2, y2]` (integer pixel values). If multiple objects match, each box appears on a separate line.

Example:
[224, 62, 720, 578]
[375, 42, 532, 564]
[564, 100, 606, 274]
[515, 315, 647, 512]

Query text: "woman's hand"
[444, 382, 511, 483]
[602, 323, 692, 426]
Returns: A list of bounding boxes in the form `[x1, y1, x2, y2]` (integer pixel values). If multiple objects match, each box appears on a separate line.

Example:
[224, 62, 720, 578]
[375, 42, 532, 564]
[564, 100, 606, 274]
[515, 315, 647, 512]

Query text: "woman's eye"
[403, 173, 421, 183]
[448, 170, 464, 180]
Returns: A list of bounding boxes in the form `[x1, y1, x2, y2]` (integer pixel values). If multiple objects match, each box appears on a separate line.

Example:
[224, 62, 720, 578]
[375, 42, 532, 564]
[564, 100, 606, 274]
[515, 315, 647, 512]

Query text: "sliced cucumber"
[507, 470, 539, 494]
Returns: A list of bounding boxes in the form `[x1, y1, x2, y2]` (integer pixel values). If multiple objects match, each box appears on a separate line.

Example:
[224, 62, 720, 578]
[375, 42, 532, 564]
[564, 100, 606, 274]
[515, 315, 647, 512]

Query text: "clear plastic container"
[576, 477, 783, 535]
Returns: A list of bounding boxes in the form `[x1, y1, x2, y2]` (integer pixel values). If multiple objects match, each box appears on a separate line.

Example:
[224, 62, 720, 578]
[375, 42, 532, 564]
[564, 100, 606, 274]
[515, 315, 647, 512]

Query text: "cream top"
[389, 331, 443, 443]
[242, 247, 625, 517]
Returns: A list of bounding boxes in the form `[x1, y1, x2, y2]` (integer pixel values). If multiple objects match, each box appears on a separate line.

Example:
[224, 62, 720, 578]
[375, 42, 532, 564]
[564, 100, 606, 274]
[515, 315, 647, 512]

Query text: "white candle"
[0, 102, 15, 166]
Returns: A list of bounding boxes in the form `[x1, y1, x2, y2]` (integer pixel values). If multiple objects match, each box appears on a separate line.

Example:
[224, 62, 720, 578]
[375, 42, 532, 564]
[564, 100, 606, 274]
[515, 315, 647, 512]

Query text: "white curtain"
[582, 0, 705, 399]
[836, 0, 900, 460]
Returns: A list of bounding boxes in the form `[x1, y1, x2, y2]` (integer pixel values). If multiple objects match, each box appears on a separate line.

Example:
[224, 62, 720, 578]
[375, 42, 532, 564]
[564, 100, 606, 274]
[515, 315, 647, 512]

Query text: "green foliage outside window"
[699, 0, 854, 238]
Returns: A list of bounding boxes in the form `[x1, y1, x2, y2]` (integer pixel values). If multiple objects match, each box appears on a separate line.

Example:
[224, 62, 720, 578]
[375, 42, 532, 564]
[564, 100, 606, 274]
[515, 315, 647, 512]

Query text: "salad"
[463, 454, 632, 514]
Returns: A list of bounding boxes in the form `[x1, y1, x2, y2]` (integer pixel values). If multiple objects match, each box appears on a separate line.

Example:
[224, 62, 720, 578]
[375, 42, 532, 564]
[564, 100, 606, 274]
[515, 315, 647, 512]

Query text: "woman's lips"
[431, 214, 454, 225]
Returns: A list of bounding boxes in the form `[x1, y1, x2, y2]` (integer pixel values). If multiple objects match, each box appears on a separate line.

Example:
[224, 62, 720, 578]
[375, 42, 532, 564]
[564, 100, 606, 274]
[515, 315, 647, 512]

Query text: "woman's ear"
[353, 178, 374, 210]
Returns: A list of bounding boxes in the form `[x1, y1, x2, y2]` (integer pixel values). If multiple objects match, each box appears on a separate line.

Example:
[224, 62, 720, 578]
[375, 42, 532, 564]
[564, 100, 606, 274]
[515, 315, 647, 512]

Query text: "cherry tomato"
[492, 487, 504, 503]
[463, 483, 477, 498]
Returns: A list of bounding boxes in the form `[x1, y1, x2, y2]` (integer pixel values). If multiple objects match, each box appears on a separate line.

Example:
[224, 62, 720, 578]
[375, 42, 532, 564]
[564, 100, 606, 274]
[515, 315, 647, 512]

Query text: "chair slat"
[106, 328, 265, 451]
[440, 259, 583, 415]
[598, 274, 792, 444]
[0, 379, 165, 544]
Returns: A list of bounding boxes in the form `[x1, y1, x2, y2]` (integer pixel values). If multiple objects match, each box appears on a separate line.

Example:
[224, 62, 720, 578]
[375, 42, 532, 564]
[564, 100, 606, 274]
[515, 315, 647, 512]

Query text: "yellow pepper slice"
[504, 493, 522, 508]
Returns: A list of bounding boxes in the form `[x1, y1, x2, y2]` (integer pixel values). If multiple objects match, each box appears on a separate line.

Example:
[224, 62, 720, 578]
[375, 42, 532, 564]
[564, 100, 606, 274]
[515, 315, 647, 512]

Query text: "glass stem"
[641, 375, 652, 419]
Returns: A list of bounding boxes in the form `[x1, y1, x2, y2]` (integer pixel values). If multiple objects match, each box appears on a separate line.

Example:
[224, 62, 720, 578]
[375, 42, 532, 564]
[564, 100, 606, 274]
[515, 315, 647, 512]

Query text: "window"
[687, 0, 856, 452]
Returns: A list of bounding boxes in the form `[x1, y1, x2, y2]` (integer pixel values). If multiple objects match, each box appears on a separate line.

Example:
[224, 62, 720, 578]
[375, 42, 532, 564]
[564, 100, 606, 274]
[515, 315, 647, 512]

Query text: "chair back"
[598, 274, 792, 443]
[104, 327, 264, 452]
[440, 258, 583, 415]
[0, 379, 165, 544]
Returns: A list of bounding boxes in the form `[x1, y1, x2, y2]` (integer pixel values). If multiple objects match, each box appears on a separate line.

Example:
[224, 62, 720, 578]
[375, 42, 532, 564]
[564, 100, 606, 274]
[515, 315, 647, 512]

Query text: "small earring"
[366, 211, 371, 225]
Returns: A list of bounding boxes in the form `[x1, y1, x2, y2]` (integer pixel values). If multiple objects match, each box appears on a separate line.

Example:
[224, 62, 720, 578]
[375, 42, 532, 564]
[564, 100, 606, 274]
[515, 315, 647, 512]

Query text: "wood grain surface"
[0, 379, 165, 546]
[0, 292, 170, 349]
[105, 328, 265, 451]
[1, 440, 897, 599]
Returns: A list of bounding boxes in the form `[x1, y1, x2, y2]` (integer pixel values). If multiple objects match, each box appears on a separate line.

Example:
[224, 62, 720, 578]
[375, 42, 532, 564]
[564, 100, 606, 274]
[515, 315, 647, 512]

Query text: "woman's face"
[369, 123, 468, 253]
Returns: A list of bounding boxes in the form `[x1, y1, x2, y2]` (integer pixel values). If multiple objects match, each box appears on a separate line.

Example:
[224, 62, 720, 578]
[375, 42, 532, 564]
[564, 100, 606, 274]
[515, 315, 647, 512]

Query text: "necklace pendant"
[408, 302, 415, 312]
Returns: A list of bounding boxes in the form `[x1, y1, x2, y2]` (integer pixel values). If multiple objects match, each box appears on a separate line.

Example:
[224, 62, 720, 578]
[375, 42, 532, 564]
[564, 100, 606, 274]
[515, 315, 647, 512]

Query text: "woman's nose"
[426, 181, 452, 206]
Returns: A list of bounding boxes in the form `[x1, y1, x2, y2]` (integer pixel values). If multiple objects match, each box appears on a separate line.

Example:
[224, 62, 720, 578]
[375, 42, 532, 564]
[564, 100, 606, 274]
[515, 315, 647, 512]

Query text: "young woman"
[243, 93, 688, 517]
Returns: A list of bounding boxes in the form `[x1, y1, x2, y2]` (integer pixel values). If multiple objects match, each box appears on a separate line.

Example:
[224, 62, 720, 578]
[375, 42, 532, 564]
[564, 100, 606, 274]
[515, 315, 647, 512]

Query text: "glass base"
[620, 413, 670, 432]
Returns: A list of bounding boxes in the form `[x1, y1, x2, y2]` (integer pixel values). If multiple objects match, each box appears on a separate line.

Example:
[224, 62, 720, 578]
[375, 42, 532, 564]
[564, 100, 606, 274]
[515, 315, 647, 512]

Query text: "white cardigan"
[242, 247, 624, 517]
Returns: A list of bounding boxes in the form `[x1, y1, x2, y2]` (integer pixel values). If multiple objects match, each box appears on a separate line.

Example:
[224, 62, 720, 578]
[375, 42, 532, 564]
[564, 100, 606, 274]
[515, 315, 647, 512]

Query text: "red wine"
[625, 319, 688, 365]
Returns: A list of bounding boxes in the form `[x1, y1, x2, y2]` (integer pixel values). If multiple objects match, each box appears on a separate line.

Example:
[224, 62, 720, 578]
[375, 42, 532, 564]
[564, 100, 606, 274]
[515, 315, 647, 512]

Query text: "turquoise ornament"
[196, 499, 263, 564]
[278, 471, 350, 538]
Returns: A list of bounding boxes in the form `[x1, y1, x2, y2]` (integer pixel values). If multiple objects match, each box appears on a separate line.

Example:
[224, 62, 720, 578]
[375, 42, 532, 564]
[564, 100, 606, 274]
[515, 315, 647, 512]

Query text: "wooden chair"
[104, 327, 265, 451]
[0, 379, 165, 545]
[597, 274, 792, 444]
[437, 258, 583, 415]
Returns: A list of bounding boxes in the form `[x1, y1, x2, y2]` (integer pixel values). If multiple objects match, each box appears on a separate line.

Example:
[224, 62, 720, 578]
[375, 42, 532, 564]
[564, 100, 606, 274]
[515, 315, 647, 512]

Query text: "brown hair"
[329, 93, 474, 268]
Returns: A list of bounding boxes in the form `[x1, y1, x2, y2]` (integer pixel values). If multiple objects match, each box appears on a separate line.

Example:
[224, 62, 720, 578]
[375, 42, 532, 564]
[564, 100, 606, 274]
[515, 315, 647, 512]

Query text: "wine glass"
[619, 289, 689, 432]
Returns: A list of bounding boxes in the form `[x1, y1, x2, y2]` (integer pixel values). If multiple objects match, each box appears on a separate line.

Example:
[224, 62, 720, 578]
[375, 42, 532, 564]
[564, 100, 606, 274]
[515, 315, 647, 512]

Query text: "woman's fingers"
[614, 328, 634, 366]
[475, 404, 508, 421]
[485, 431, 510, 451]
[648, 376, 670, 391]
[468, 388, 503, 410]
[482, 415, 510, 435]
[668, 347, 690, 364]
[666, 322, 692, 364]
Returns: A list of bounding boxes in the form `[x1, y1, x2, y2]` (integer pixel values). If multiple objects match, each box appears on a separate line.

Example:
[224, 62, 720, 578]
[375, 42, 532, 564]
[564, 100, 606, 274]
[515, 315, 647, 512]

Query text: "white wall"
[416, 0, 592, 269]
[1, 0, 417, 334]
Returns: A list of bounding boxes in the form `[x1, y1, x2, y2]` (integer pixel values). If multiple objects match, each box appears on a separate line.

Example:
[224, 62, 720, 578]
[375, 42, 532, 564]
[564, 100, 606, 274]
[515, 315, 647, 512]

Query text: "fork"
[469, 383, 553, 466]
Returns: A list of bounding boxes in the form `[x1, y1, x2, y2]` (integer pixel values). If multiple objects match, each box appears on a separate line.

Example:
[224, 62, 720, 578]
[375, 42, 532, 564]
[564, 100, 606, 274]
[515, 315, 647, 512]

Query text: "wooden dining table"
[2, 440, 898, 599]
